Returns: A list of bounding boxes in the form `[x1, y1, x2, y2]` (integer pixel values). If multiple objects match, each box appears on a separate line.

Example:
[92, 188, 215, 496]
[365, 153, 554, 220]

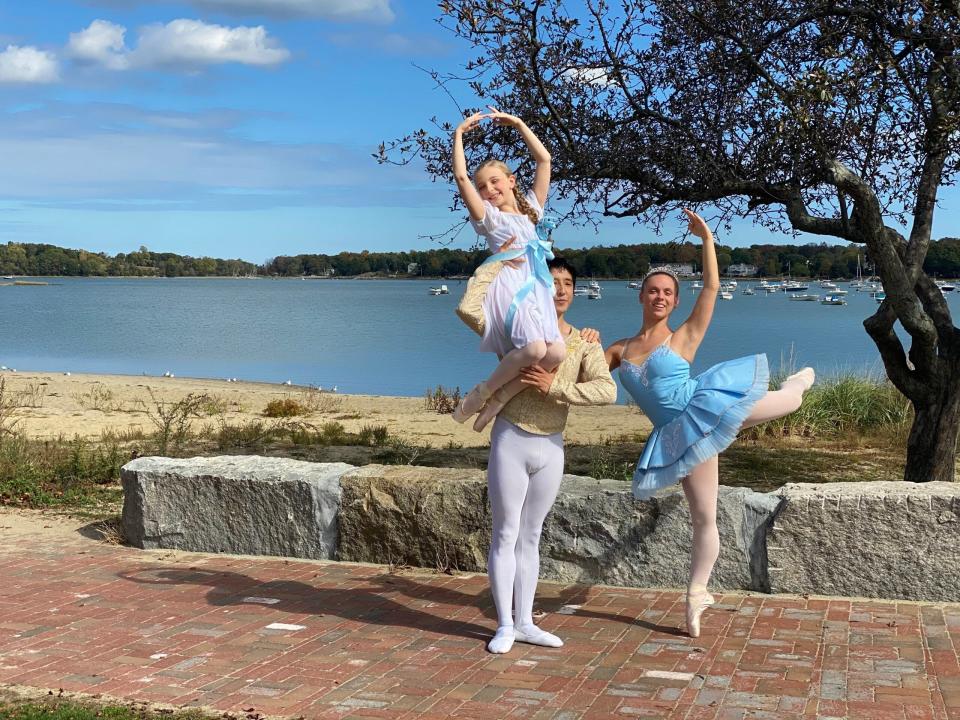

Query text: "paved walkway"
[1, 512, 959, 720]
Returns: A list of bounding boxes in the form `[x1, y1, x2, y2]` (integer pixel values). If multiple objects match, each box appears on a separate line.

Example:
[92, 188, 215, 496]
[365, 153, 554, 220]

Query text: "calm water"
[1, 277, 957, 400]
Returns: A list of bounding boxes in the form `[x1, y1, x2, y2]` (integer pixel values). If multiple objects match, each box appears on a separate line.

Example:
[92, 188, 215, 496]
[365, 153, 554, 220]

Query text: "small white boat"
[588, 280, 602, 291]
[936, 280, 956, 293]
[627, 280, 641, 289]
[821, 294, 847, 306]
[692, 280, 703, 289]
[742, 287, 755, 295]
[573, 285, 590, 297]
[428, 284, 450, 296]
[782, 281, 810, 292]
[726, 280, 738, 288]
[720, 291, 734, 300]
[586, 288, 602, 300]
[819, 280, 838, 289]
[827, 288, 848, 295]
[788, 294, 819, 302]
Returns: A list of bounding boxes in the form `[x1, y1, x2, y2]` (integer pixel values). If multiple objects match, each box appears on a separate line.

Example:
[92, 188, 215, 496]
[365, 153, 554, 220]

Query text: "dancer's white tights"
[488, 418, 564, 630]
[740, 370, 813, 429]
[681, 455, 720, 590]
[681, 369, 814, 591]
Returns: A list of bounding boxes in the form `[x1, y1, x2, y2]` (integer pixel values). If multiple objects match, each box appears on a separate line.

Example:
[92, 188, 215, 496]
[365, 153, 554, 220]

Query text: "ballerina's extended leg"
[739, 367, 815, 429]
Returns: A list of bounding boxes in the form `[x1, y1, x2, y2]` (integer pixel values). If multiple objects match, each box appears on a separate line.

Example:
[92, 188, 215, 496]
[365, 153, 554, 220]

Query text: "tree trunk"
[904, 374, 960, 483]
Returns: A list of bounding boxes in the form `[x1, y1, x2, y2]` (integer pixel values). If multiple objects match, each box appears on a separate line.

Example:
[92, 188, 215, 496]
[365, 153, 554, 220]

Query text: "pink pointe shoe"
[452, 382, 492, 423]
[473, 388, 510, 432]
[784, 367, 815, 391]
[686, 589, 716, 638]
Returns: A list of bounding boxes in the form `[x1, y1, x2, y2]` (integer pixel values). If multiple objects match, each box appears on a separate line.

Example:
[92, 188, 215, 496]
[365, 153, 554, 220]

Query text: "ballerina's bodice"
[619, 342, 698, 428]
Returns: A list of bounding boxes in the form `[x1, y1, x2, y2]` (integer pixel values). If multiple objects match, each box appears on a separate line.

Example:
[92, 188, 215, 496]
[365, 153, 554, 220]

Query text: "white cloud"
[0, 45, 59, 84]
[132, 19, 290, 68]
[67, 20, 130, 70]
[65, 19, 291, 71]
[561, 67, 612, 87]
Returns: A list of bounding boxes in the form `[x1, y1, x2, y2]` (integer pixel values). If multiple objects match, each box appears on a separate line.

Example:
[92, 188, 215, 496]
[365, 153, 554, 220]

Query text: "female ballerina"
[606, 209, 815, 638]
[451, 107, 566, 431]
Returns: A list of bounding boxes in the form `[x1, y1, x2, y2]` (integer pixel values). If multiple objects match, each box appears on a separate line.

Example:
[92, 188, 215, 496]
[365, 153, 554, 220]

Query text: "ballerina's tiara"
[643, 266, 680, 283]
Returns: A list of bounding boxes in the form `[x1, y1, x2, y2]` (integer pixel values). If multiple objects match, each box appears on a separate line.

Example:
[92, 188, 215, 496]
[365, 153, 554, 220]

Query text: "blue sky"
[1, 0, 957, 263]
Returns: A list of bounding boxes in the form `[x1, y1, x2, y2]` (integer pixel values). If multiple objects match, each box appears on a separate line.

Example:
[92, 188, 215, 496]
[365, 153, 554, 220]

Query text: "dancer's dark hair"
[548, 255, 577, 286]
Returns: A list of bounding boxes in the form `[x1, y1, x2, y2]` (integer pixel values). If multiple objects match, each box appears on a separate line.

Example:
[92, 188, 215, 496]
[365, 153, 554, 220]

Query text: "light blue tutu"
[620, 341, 769, 499]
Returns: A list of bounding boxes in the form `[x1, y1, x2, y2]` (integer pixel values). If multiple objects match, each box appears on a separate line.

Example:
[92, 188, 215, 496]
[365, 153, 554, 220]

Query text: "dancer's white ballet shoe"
[784, 367, 815, 391]
[514, 624, 564, 648]
[473, 388, 510, 432]
[452, 382, 491, 423]
[686, 589, 716, 638]
[486, 625, 516, 654]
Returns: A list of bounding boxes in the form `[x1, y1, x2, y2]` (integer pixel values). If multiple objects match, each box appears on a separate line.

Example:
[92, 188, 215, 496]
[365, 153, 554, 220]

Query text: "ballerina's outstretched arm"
[672, 209, 720, 362]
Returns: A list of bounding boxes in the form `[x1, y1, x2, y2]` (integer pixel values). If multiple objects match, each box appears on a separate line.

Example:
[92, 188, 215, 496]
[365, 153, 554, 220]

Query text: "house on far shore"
[656, 263, 695, 277]
[407, 262, 420, 275]
[727, 263, 758, 277]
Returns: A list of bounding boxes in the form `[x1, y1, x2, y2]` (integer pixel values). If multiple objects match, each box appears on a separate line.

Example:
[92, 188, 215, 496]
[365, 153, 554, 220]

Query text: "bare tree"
[382, 0, 960, 482]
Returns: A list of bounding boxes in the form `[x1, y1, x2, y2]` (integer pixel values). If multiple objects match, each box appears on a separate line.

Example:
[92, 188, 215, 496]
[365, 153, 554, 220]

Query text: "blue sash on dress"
[480, 214, 557, 338]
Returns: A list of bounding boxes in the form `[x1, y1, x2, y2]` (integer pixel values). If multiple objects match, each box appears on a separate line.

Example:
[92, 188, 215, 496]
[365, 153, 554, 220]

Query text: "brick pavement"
[1, 515, 959, 719]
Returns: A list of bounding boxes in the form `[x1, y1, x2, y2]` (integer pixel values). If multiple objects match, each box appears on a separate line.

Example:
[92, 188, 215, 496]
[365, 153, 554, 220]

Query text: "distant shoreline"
[5, 274, 957, 282]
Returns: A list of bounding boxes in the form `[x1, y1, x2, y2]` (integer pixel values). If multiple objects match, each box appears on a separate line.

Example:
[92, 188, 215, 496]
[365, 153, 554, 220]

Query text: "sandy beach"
[1, 370, 651, 447]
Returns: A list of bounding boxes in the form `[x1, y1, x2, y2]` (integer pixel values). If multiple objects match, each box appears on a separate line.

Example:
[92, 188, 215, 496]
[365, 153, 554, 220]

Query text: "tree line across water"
[2, 237, 959, 279]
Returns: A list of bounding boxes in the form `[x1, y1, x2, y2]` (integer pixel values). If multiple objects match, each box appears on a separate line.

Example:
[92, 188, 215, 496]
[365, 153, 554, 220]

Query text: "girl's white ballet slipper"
[514, 624, 563, 648]
[486, 625, 516, 654]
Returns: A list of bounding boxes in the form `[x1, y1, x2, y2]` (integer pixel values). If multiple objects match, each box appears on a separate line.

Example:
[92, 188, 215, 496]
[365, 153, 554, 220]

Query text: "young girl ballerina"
[606, 209, 816, 638]
[451, 107, 566, 431]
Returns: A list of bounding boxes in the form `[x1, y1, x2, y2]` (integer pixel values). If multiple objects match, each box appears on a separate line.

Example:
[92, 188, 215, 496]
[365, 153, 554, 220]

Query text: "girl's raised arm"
[674, 210, 720, 359]
[487, 107, 551, 209]
[452, 112, 489, 222]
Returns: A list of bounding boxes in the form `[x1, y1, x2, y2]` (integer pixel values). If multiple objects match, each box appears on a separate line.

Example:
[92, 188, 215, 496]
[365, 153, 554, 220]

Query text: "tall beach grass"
[743, 371, 912, 440]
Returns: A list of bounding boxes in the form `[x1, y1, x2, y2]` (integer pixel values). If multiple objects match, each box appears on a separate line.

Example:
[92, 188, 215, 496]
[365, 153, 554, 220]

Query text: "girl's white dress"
[470, 191, 563, 356]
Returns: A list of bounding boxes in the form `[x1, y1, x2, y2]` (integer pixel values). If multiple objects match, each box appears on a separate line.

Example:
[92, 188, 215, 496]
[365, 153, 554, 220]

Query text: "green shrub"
[424, 385, 462, 414]
[263, 397, 306, 418]
[0, 433, 124, 508]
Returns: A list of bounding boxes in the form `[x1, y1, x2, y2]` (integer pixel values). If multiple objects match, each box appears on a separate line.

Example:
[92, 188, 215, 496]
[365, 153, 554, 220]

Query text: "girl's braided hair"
[475, 159, 540, 227]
